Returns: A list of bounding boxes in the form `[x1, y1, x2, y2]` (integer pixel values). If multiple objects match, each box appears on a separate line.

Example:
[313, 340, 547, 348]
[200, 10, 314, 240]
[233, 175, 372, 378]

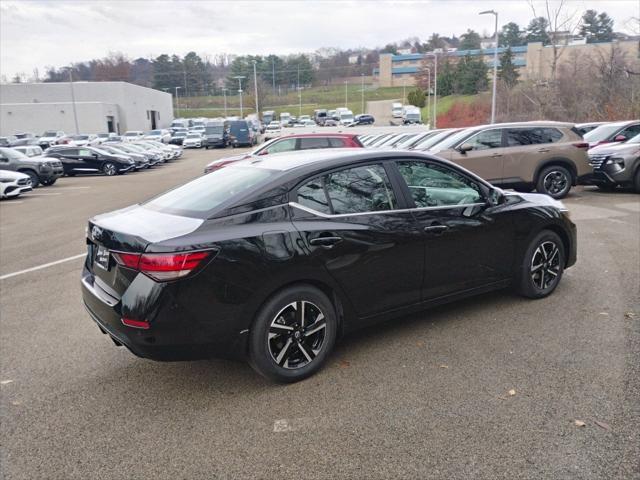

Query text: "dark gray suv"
[0, 147, 64, 187]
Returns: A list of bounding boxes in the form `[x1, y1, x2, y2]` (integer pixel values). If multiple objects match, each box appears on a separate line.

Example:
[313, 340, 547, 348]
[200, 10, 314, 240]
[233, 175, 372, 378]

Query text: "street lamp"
[63, 66, 79, 135]
[174, 86, 182, 118]
[424, 67, 431, 127]
[252, 60, 259, 118]
[344, 80, 348, 108]
[424, 52, 438, 128]
[361, 73, 365, 114]
[233, 76, 246, 118]
[298, 87, 303, 116]
[222, 88, 228, 117]
[402, 76, 406, 104]
[480, 9, 499, 124]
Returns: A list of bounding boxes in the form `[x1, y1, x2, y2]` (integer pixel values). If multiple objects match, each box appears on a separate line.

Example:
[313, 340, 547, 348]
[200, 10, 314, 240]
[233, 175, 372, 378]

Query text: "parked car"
[262, 111, 276, 125]
[38, 130, 65, 149]
[125, 131, 147, 142]
[583, 120, 640, 148]
[574, 122, 608, 136]
[280, 112, 292, 126]
[0, 170, 32, 199]
[313, 109, 328, 125]
[45, 145, 134, 176]
[170, 131, 188, 145]
[12, 145, 44, 158]
[229, 120, 256, 147]
[353, 114, 375, 125]
[95, 133, 118, 144]
[203, 121, 230, 149]
[428, 122, 591, 199]
[99, 145, 150, 170]
[11, 132, 38, 146]
[392, 102, 403, 118]
[323, 118, 339, 127]
[82, 149, 577, 382]
[204, 133, 364, 173]
[395, 130, 440, 149]
[587, 132, 640, 191]
[264, 122, 282, 141]
[0, 147, 64, 187]
[115, 143, 163, 166]
[411, 129, 462, 151]
[144, 129, 172, 143]
[403, 106, 422, 124]
[183, 132, 204, 149]
[69, 134, 99, 147]
[0, 136, 17, 147]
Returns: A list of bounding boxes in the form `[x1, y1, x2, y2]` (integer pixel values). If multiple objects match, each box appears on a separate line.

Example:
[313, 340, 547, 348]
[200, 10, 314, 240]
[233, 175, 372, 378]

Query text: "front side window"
[619, 124, 640, 139]
[266, 138, 297, 154]
[462, 129, 502, 151]
[78, 149, 93, 157]
[299, 137, 330, 150]
[396, 161, 483, 208]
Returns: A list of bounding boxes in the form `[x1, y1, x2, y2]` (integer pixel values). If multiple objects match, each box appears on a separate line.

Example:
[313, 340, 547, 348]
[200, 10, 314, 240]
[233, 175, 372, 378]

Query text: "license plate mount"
[95, 245, 110, 271]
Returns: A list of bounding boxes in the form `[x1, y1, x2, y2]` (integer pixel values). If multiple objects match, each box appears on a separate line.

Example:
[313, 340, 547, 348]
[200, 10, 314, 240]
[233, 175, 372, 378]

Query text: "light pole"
[361, 73, 365, 114]
[480, 9, 499, 124]
[424, 52, 438, 128]
[344, 80, 348, 108]
[174, 86, 182, 118]
[298, 87, 302, 116]
[65, 67, 79, 135]
[222, 88, 228, 117]
[402, 76, 406, 104]
[252, 60, 259, 117]
[233, 76, 245, 118]
[424, 67, 431, 128]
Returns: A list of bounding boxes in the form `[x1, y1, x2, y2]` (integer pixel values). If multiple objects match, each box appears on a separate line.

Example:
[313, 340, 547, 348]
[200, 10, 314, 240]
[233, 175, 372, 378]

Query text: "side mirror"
[613, 134, 627, 142]
[487, 187, 505, 206]
[457, 144, 473, 154]
[258, 150, 269, 156]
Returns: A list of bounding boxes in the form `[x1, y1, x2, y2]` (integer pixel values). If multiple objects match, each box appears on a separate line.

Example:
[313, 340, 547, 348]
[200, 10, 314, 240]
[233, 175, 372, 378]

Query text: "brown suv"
[429, 122, 591, 198]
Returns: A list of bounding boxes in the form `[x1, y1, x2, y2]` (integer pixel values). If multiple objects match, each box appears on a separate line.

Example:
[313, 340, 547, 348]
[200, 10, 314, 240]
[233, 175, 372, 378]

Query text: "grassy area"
[419, 94, 479, 126]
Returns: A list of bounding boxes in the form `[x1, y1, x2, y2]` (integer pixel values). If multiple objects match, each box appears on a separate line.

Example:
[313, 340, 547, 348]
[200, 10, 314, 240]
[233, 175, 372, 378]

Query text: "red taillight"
[121, 317, 150, 329]
[572, 142, 589, 149]
[112, 251, 213, 281]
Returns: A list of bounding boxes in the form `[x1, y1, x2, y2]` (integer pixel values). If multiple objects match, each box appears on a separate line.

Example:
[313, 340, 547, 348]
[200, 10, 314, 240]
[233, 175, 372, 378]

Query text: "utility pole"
[183, 70, 187, 97]
[252, 60, 259, 117]
[67, 67, 79, 135]
[234, 76, 245, 118]
[222, 88, 228, 117]
[272, 58, 276, 95]
[174, 86, 182, 118]
[480, 9, 499, 123]
[425, 67, 431, 128]
[424, 52, 438, 128]
[344, 80, 348, 108]
[402, 76, 406, 104]
[297, 64, 301, 116]
[361, 73, 365, 114]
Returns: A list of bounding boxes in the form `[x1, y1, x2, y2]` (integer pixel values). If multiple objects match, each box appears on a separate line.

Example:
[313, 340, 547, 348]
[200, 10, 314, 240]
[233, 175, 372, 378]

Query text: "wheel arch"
[534, 158, 577, 186]
[536, 224, 572, 268]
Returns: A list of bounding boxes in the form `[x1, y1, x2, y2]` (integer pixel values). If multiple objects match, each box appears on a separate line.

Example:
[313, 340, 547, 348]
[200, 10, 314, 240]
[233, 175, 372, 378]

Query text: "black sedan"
[81, 150, 577, 382]
[353, 114, 375, 125]
[45, 146, 134, 176]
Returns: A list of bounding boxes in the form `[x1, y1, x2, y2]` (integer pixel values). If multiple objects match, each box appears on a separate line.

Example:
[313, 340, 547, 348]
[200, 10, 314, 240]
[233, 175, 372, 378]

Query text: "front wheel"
[23, 171, 40, 188]
[634, 168, 640, 193]
[536, 165, 572, 199]
[515, 230, 565, 299]
[248, 285, 337, 383]
[102, 162, 118, 176]
[41, 178, 57, 186]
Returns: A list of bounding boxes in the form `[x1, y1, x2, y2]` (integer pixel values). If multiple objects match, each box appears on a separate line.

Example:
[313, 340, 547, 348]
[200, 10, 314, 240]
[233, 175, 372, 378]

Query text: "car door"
[443, 128, 506, 184]
[502, 127, 562, 186]
[56, 148, 81, 173]
[291, 162, 424, 319]
[393, 159, 514, 300]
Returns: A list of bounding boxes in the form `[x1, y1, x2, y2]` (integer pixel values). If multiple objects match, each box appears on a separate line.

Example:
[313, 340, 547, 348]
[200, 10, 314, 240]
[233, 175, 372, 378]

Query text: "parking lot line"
[0, 253, 85, 281]
[22, 192, 62, 196]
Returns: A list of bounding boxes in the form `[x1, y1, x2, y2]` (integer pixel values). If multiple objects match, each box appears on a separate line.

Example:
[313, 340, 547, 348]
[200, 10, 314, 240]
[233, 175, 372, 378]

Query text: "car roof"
[278, 133, 359, 139]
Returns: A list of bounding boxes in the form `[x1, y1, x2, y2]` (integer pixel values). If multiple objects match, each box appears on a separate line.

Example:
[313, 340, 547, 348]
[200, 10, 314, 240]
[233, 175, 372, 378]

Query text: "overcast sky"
[1, 0, 638, 79]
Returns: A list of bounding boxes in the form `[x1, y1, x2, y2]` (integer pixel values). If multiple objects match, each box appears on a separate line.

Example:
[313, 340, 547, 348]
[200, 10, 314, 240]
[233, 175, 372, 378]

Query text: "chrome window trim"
[289, 201, 486, 218]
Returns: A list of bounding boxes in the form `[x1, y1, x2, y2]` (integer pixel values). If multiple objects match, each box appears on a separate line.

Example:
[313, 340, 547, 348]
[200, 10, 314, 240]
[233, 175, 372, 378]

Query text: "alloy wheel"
[103, 163, 117, 176]
[530, 241, 561, 290]
[543, 170, 568, 196]
[268, 301, 327, 369]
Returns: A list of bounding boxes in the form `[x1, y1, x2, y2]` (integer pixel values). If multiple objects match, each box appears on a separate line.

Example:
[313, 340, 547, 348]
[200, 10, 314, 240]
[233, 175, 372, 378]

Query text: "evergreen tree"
[152, 54, 174, 91]
[500, 22, 524, 47]
[498, 47, 520, 88]
[436, 60, 455, 96]
[455, 55, 488, 95]
[459, 29, 481, 50]
[596, 12, 614, 42]
[526, 17, 550, 44]
[581, 10, 614, 43]
[407, 88, 426, 108]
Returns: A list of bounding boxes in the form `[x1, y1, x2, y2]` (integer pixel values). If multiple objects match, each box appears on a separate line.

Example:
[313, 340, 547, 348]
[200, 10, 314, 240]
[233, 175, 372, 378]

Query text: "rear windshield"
[143, 166, 276, 217]
[230, 122, 249, 135]
[205, 125, 224, 134]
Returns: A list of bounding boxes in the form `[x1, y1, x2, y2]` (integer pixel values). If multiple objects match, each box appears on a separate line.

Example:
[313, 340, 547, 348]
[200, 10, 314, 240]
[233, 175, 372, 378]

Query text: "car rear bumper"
[81, 266, 248, 361]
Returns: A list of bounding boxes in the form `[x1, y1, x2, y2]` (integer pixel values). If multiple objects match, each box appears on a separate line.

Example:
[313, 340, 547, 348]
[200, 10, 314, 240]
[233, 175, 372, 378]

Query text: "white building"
[0, 81, 173, 136]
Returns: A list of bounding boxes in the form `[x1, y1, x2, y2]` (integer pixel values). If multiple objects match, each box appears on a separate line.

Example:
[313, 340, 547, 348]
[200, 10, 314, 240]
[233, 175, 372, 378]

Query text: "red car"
[203, 133, 363, 173]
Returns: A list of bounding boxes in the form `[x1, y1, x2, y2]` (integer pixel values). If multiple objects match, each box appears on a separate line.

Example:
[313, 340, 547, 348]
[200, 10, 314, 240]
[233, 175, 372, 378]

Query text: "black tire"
[514, 185, 535, 193]
[22, 170, 40, 188]
[248, 284, 338, 383]
[597, 184, 617, 192]
[102, 162, 118, 176]
[515, 230, 565, 299]
[41, 178, 57, 186]
[634, 168, 640, 193]
[536, 165, 572, 199]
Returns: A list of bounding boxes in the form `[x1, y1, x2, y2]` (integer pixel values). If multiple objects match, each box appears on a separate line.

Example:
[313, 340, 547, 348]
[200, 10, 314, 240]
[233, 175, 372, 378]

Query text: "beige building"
[374, 40, 639, 87]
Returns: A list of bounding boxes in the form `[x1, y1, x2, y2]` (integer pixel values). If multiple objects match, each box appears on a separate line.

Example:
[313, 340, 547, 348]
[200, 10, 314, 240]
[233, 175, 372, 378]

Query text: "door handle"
[424, 225, 449, 234]
[309, 236, 342, 247]
[537, 148, 550, 153]
[491, 153, 503, 157]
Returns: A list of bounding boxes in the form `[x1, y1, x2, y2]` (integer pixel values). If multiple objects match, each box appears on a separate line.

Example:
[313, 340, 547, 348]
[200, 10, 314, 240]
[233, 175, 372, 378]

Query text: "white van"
[392, 102, 404, 118]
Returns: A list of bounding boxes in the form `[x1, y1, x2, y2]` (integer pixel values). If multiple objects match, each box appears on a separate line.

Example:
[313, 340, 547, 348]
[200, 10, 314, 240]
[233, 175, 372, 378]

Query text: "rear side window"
[619, 124, 640, 139]
[296, 164, 397, 215]
[506, 128, 563, 146]
[329, 138, 346, 147]
[299, 137, 330, 150]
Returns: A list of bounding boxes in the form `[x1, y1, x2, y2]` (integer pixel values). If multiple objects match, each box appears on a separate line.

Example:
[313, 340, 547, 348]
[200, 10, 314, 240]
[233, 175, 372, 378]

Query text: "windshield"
[186, 134, 200, 138]
[0, 147, 27, 160]
[148, 130, 161, 135]
[340, 114, 353, 120]
[429, 129, 475, 153]
[125, 132, 139, 137]
[583, 124, 624, 142]
[73, 135, 89, 140]
[97, 134, 109, 138]
[205, 126, 223, 134]
[144, 166, 276, 217]
[43, 131, 57, 137]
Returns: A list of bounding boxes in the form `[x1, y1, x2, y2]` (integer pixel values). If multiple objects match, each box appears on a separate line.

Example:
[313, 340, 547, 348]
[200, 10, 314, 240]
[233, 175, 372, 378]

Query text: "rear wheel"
[248, 285, 337, 383]
[515, 230, 565, 299]
[634, 168, 640, 193]
[536, 165, 572, 199]
[102, 163, 118, 176]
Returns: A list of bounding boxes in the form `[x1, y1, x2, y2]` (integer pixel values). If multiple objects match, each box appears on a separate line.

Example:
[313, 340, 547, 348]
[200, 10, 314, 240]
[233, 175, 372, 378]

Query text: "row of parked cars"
[202, 119, 640, 198]
[0, 139, 183, 199]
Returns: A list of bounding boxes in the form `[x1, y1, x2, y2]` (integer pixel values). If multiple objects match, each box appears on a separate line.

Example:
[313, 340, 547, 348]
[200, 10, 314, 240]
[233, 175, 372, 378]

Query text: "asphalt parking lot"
[1, 147, 639, 479]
